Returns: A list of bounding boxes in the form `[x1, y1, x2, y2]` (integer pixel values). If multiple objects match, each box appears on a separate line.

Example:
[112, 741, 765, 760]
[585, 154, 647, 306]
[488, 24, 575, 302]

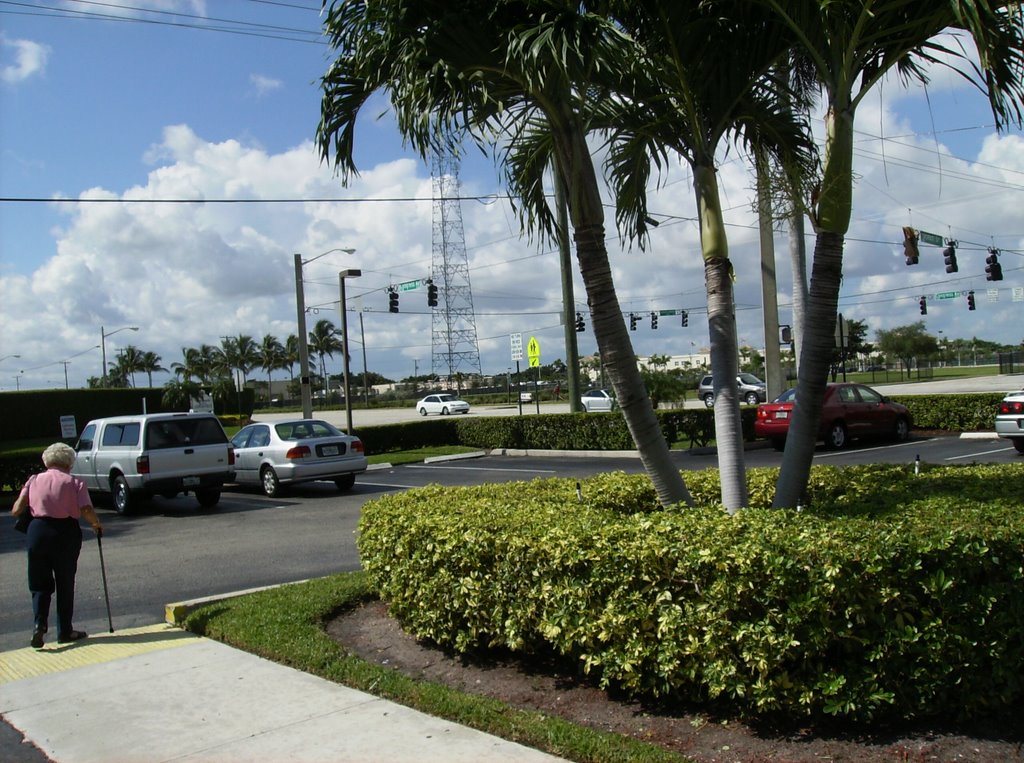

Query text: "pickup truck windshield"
[146, 418, 228, 449]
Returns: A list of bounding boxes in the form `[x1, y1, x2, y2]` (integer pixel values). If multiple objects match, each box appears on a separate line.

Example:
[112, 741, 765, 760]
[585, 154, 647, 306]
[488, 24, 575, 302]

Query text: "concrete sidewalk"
[1, 624, 565, 763]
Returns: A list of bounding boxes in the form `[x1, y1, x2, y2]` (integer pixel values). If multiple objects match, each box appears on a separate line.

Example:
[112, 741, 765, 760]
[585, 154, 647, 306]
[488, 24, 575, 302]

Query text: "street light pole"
[294, 248, 355, 419]
[100, 325, 139, 384]
[338, 268, 362, 433]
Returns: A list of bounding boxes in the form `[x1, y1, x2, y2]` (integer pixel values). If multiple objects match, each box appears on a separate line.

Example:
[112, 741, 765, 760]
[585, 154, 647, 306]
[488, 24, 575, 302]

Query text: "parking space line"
[813, 438, 933, 459]
[945, 446, 1015, 460]
[405, 464, 558, 473]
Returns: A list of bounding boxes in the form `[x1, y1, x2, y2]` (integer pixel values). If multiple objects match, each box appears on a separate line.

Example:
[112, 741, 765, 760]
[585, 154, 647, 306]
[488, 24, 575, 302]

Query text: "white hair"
[42, 442, 76, 470]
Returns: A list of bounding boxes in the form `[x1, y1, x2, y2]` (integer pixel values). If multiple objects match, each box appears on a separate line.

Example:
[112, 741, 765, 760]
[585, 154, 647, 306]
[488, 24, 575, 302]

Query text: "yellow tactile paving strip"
[0, 623, 201, 685]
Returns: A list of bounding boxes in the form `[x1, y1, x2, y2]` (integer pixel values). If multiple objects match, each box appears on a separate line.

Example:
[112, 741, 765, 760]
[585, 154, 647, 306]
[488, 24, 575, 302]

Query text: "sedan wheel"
[418, 407, 428, 416]
[825, 421, 848, 450]
[441, 407, 450, 415]
[1013, 439, 1024, 453]
[334, 474, 356, 491]
[261, 466, 282, 498]
[745, 392, 760, 406]
[894, 417, 910, 442]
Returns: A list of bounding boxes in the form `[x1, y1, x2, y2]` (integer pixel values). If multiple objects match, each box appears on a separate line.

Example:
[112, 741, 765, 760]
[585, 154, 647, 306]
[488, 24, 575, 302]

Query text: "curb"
[959, 432, 1000, 439]
[165, 579, 311, 626]
[423, 451, 490, 463]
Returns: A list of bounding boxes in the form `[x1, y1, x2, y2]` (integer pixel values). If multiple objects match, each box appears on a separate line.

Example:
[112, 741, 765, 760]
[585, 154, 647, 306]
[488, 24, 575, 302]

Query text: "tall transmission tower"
[430, 150, 482, 380]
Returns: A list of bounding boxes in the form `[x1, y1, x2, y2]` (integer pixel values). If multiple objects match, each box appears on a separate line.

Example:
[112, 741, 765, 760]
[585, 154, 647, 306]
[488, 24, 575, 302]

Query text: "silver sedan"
[230, 419, 368, 497]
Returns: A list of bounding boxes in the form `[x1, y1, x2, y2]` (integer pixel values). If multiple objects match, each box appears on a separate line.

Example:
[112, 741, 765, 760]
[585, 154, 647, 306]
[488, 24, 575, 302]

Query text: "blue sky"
[1, 1, 1022, 392]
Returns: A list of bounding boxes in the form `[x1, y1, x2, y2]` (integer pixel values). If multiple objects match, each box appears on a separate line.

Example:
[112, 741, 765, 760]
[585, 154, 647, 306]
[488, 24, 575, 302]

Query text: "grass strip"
[181, 572, 690, 763]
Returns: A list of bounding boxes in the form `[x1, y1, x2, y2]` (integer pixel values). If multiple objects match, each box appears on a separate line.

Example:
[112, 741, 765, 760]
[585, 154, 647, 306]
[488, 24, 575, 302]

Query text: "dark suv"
[697, 373, 767, 407]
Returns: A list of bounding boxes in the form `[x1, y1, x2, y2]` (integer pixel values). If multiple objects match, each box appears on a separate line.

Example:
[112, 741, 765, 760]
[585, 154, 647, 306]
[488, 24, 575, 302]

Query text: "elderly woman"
[10, 442, 103, 649]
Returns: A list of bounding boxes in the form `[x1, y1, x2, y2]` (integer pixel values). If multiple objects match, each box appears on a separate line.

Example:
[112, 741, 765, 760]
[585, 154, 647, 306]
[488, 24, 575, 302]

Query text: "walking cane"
[96, 533, 114, 633]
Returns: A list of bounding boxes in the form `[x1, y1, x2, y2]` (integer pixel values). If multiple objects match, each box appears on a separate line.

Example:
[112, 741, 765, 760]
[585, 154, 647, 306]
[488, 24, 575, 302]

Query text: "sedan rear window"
[275, 421, 343, 440]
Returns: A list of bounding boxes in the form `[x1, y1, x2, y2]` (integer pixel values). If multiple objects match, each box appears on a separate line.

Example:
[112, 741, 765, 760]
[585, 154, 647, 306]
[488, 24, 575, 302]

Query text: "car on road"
[698, 373, 767, 407]
[996, 389, 1024, 453]
[230, 419, 367, 497]
[754, 382, 912, 450]
[580, 388, 615, 412]
[416, 393, 470, 416]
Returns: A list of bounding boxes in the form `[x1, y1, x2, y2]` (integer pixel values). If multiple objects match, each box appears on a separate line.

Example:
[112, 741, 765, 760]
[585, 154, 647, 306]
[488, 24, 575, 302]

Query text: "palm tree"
[194, 344, 222, 384]
[139, 351, 166, 388]
[597, 1, 813, 510]
[171, 347, 200, 382]
[759, 0, 1024, 507]
[113, 345, 146, 388]
[284, 334, 299, 384]
[317, 0, 692, 507]
[258, 334, 286, 403]
[307, 319, 343, 401]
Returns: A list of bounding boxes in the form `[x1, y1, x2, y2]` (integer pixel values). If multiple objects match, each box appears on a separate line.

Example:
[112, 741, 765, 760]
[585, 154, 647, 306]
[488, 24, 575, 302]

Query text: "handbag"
[14, 511, 34, 534]
[14, 474, 37, 534]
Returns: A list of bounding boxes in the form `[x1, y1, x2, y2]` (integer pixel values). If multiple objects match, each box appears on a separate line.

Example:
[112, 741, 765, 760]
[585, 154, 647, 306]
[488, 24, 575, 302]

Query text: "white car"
[996, 389, 1024, 453]
[416, 393, 470, 416]
[581, 388, 615, 412]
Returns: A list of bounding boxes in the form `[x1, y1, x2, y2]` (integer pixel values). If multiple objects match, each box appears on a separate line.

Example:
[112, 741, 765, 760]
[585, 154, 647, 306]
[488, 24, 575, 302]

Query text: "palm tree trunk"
[773, 229, 844, 508]
[575, 222, 693, 509]
[554, 126, 692, 509]
[694, 164, 747, 512]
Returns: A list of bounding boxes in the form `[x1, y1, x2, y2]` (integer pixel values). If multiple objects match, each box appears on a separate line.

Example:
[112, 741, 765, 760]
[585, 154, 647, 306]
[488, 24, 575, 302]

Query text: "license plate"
[183, 476, 200, 487]
[321, 445, 339, 456]
[776, 411, 789, 419]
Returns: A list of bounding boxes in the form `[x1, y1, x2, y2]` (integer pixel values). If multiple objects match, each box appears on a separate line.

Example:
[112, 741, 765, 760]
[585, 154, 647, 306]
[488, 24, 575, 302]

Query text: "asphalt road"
[2, 425, 1019, 653]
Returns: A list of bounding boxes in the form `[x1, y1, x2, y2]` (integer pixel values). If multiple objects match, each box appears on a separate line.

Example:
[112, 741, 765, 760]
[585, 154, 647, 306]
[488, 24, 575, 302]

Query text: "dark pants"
[26, 517, 82, 639]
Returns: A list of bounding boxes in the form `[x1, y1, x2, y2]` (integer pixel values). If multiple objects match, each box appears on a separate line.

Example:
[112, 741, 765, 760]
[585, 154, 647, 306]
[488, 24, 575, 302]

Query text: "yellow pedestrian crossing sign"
[527, 336, 541, 367]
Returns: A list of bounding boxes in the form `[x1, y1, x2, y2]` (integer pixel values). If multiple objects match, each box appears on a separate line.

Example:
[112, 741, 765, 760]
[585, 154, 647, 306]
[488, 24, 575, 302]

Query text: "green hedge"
[0, 387, 256, 442]
[354, 408, 745, 455]
[890, 393, 1004, 431]
[357, 464, 1024, 722]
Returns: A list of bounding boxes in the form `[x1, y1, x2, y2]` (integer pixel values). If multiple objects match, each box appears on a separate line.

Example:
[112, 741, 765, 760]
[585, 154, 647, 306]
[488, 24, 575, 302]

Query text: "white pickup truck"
[73, 413, 235, 514]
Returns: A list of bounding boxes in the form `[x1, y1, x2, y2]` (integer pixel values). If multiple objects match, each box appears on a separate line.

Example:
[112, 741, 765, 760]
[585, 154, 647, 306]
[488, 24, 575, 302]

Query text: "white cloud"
[250, 74, 283, 97]
[1, 34, 50, 84]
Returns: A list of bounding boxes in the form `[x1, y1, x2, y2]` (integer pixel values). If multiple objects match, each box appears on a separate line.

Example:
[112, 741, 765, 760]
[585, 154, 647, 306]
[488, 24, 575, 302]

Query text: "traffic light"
[967, 290, 976, 311]
[780, 325, 792, 344]
[680, 310, 688, 327]
[628, 312, 638, 331]
[943, 242, 958, 273]
[986, 250, 1004, 281]
[388, 288, 399, 313]
[650, 311, 658, 330]
[902, 226, 919, 266]
[919, 296, 927, 315]
[427, 279, 439, 306]
[575, 311, 585, 332]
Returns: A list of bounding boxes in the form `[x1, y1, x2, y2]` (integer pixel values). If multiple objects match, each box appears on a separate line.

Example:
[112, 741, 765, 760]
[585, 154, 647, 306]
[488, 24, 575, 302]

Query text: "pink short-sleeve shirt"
[21, 469, 92, 519]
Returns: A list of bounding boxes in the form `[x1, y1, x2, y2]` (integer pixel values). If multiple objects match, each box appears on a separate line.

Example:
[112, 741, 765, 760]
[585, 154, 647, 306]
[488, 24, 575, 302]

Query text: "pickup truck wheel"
[334, 474, 356, 491]
[261, 466, 282, 497]
[195, 488, 221, 509]
[112, 475, 133, 515]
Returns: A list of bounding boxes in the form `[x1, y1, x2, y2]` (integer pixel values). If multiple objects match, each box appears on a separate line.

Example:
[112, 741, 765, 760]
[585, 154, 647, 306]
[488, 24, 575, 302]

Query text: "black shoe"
[57, 630, 87, 644]
[31, 629, 44, 649]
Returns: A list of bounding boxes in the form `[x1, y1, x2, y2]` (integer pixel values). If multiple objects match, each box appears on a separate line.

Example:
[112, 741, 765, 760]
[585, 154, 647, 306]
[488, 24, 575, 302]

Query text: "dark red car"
[754, 383, 912, 450]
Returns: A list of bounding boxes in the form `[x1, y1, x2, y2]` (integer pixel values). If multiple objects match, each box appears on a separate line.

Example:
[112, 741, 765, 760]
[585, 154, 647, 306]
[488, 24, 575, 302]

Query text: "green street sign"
[919, 231, 943, 247]
[399, 279, 422, 292]
[659, 309, 676, 316]
[936, 291, 958, 300]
